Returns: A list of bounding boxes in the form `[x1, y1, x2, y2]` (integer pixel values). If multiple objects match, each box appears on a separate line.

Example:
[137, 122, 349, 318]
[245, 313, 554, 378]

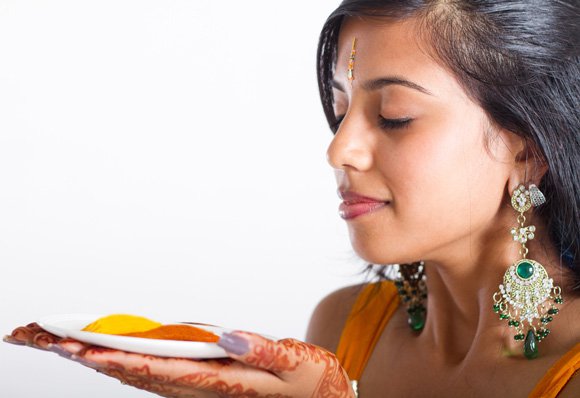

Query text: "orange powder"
[121, 324, 219, 342]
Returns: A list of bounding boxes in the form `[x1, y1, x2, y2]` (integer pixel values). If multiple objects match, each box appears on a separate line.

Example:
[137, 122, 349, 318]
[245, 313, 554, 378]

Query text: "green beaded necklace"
[395, 262, 427, 331]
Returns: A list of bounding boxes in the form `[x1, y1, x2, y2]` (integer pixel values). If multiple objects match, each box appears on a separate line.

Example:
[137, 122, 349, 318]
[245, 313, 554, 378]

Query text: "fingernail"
[217, 332, 249, 355]
[48, 344, 73, 359]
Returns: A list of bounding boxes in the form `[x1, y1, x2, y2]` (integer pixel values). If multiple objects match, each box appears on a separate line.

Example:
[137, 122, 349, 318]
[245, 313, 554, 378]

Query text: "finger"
[55, 339, 89, 354]
[9, 326, 38, 344]
[3, 334, 26, 346]
[74, 346, 220, 376]
[48, 339, 88, 359]
[31, 331, 59, 349]
[25, 322, 43, 332]
[9, 322, 45, 343]
[7, 325, 60, 350]
[217, 331, 311, 376]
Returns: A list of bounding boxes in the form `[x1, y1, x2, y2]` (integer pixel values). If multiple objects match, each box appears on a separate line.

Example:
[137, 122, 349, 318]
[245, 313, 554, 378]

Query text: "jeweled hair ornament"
[347, 38, 357, 83]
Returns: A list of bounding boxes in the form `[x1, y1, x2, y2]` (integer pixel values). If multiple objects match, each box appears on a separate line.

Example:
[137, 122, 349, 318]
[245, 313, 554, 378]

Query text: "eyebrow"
[331, 76, 435, 96]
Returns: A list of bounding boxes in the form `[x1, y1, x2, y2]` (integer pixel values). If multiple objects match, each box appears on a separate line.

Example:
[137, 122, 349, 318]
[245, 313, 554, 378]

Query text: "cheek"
[351, 116, 507, 263]
[384, 117, 475, 211]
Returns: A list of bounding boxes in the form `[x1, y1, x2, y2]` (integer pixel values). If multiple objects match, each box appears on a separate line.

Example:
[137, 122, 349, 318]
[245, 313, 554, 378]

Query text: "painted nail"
[217, 332, 249, 355]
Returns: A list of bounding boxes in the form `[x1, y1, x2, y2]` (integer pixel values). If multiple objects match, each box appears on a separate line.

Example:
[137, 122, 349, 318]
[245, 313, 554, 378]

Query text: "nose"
[326, 112, 374, 172]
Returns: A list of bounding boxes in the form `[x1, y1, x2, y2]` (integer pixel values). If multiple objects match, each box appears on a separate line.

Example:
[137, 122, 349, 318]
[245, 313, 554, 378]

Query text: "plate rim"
[37, 313, 231, 358]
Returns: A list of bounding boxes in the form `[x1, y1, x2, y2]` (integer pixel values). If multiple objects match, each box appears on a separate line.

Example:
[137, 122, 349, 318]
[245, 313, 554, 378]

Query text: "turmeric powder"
[82, 314, 219, 342]
[82, 314, 162, 334]
[122, 324, 219, 342]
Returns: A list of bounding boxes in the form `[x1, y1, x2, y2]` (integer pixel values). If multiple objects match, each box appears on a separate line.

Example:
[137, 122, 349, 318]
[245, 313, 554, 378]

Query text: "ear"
[506, 136, 548, 194]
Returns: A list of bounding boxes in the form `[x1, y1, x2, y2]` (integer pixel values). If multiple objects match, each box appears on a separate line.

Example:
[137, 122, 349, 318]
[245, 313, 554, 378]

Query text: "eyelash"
[333, 115, 412, 132]
[379, 117, 412, 130]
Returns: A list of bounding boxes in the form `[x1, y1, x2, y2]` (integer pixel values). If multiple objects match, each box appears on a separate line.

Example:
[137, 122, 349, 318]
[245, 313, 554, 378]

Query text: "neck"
[416, 209, 573, 364]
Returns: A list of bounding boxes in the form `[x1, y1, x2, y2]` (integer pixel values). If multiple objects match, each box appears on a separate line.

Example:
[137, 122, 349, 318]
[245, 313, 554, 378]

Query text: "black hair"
[316, 0, 580, 292]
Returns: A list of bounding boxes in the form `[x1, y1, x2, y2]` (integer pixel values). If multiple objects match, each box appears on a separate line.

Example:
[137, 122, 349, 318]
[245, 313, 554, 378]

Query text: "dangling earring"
[492, 183, 563, 359]
[395, 261, 427, 331]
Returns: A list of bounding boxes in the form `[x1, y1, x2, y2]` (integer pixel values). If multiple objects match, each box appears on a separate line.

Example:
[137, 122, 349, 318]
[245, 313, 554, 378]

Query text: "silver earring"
[529, 184, 546, 207]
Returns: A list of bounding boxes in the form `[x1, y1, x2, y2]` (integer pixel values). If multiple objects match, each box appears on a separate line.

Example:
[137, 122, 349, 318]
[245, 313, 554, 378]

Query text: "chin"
[350, 237, 420, 266]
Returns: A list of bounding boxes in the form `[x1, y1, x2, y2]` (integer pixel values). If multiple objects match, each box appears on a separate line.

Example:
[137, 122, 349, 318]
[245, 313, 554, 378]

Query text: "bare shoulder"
[558, 370, 580, 398]
[305, 283, 367, 353]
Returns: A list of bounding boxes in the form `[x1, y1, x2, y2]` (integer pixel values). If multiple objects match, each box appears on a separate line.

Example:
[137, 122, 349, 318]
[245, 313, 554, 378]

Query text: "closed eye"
[331, 114, 412, 133]
[378, 116, 412, 130]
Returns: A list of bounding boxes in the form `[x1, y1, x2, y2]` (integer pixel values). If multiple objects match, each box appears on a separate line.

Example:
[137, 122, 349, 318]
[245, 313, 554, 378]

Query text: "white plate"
[38, 314, 232, 359]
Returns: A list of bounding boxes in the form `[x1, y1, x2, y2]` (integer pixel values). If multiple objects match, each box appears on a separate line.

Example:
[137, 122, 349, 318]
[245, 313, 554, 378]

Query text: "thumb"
[218, 331, 303, 376]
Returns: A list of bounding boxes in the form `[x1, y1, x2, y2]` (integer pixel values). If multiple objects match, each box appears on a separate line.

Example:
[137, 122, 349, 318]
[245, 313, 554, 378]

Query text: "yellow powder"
[82, 314, 162, 335]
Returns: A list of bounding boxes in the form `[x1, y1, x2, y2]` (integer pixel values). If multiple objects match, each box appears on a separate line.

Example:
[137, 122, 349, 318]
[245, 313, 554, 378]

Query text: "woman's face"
[327, 17, 520, 265]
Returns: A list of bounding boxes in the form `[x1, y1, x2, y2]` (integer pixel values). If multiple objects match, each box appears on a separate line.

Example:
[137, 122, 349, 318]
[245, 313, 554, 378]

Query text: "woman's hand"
[5, 324, 355, 398]
[4, 322, 60, 348]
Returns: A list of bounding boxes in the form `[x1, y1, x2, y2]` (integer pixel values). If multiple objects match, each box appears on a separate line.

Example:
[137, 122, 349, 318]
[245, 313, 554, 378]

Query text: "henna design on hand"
[7, 323, 353, 398]
[81, 346, 290, 398]
[310, 351, 352, 398]
[97, 363, 291, 398]
[240, 336, 352, 398]
[6, 323, 60, 349]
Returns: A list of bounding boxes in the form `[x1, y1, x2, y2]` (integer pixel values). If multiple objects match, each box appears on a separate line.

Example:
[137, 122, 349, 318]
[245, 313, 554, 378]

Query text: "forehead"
[334, 17, 462, 98]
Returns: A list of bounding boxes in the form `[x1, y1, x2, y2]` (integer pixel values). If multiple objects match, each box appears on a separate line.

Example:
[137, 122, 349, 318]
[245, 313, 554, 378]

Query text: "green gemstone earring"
[492, 183, 563, 359]
[395, 261, 427, 331]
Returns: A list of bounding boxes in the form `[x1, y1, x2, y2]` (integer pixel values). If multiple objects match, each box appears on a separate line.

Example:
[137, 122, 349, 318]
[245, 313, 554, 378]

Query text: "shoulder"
[557, 371, 580, 398]
[305, 283, 368, 353]
[555, 341, 580, 398]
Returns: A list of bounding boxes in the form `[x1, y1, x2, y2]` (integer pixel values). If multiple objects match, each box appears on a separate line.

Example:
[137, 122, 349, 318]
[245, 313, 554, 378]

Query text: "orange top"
[336, 281, 580, 397]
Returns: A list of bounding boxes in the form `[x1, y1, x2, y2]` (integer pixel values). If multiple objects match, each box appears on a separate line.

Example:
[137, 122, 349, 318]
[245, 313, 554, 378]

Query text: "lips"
[337, 190, 390, 220]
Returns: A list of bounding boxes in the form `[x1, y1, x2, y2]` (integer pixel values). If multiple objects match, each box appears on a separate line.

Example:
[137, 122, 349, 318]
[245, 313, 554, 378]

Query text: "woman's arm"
[559, 375, 580, 398]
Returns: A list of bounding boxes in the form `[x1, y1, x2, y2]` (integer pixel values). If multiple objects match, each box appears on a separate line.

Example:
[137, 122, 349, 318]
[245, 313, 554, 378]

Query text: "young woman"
[6, 1, 580, 396]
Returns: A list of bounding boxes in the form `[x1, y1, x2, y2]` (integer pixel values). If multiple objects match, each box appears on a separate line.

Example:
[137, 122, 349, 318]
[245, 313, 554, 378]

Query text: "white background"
[0, 1, 367, 396]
